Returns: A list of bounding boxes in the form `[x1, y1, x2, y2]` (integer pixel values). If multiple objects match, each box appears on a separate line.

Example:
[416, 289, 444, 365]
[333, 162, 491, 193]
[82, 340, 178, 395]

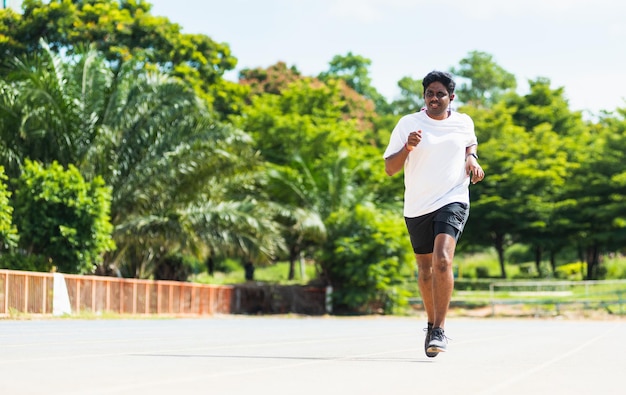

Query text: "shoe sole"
[427, 345, 446, 353]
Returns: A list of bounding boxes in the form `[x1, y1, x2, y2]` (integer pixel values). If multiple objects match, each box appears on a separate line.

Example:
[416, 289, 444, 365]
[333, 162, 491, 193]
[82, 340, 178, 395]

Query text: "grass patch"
[191, 261, 318, 285]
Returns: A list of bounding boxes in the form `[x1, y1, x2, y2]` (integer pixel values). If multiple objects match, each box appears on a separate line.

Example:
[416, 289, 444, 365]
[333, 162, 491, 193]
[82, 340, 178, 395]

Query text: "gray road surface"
[0, 316, 624, 395]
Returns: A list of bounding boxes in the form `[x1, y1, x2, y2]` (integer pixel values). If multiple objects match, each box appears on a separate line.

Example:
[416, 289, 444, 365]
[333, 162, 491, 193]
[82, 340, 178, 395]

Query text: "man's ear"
[450, 93, 455, 101]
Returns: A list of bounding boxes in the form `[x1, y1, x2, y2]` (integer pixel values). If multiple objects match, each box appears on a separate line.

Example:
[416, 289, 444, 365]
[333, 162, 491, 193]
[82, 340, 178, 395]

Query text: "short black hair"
[422, 71, 456, 95]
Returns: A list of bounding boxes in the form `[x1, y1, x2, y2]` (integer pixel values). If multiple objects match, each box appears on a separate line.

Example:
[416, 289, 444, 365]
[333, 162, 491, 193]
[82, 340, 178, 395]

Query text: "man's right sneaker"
[427, 327, 448, 354]
[424, 323, 438, 358]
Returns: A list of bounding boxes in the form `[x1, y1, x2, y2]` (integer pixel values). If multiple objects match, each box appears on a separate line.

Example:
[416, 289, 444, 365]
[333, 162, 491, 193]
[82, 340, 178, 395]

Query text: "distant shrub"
[505, 243, 534, 264]
[555, 262, 585, 280]
[476, 266, 490, 278]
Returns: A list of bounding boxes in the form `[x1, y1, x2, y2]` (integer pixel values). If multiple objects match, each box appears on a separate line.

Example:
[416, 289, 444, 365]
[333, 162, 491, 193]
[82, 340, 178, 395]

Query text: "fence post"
[119, 280, 124, 314]
[106, 279, 111, 311]
[145, 283, 150, 315]
[489, 282, 495, 317]
[169, 284, 173, 314]
[43, 276, 47, 314]
[3, 272, 8, 315]
[76, 278, 81, 313]
[157, 283, 161, 314]
[23, 275, 28, 313]
[179, 285, 184, 314]
[132, 280, 137, 314]
[92, 278, 96, 312]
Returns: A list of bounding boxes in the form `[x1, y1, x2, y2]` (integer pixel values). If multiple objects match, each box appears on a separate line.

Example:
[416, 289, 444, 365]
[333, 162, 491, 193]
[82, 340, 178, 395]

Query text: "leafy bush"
[0, 166, 18, 251]
[555, 262, 586, 280]
[456, 249, 500, 279]
[153, 254, 201, 281]
[215, 258, 243, 274]
[11, 160, 115, 274]
[475, 266, 491, 279]
[602, 256, 626, 279]
[318, 204, 413, 314]
[505, 243, 534, 264]
[0, 253, 48, 272]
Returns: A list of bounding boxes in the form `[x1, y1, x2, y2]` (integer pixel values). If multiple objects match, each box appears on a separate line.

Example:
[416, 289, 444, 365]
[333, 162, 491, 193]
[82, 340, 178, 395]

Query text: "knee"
[418, 269, 432, 282]
[417, 263, 432, 281]
[433, 254, 453, 273]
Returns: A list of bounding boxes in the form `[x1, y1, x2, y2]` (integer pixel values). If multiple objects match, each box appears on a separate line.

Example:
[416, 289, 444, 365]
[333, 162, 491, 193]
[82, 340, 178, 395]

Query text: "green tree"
[558, 109, 626, 279]
[12, 160, 115, 274]
[509, 123, 575, 276]
[460, 103, 528, 278]
[235, 68, 412, 310]
[462, 102, 571, 278]
[389, 76, 423, 115]
[239, 61, 301, 98]
[503, 77, 590, 273]
[318, 51, 390, 114]
[266, 148, 407, 310]
[0, 43, 272, 279]
[237, 60, 381, 151]
[265, 159, 327, 280]
[1, 0, 244, 117]
[506, 77, 583, 136]
[236, 75, 373, 165]
[450, 50, 517, 107]
[461, 72, 590, 278]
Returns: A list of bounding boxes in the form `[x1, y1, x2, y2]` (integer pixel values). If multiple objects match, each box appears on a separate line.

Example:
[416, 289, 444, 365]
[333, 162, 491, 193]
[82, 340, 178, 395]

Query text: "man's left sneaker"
[427, 327, 448, 353]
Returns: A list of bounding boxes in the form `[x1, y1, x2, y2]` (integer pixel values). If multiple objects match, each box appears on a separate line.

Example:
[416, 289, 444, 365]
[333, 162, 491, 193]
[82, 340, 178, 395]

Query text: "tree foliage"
[0, 41, 273, 278]
[1, 0, 626, 310]
[319, 204, 413, 314]
[1, 0, 245, 117]
[389, 76, 423, 115]
[450, 50, 516, 107]
[12, 159, 115, 274]
[0, 167, 18, 251]
[239, 61, 301, 97]
[234, 63, 412, 307]
[318, 51, 390, 114]
[558, 110, 626, 279]
[460, 71, 623, 280]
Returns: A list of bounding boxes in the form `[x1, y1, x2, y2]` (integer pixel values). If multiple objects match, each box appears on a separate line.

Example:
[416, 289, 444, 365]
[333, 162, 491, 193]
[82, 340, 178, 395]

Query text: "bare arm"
[385, 145, 410, 176]
[385, 130, 422, 176]
[464, 144, 485, 184]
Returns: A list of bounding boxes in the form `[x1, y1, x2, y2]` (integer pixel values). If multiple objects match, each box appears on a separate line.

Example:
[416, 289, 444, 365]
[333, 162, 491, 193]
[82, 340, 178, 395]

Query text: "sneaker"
[424, 322, 439, 358]
[427, 327, 448, 354]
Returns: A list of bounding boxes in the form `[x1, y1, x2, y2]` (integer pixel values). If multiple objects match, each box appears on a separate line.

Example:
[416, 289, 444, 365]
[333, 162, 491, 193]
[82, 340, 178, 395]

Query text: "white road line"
[74, 344, 424, 395]
[0, 331, 417, 364]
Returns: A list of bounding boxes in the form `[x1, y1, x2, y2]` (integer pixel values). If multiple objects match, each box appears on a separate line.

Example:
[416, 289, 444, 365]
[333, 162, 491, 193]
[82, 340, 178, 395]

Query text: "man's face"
[424, 81, 454, 118]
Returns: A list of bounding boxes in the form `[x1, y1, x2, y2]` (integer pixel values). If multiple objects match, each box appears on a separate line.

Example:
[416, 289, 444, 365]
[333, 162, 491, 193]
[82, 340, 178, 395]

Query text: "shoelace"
[431, 328, 452, 342]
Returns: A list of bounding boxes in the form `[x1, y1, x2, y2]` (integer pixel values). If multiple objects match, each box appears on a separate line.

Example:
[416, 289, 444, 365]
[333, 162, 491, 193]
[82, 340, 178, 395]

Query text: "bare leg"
[416, 253, 434, 324]
[431, 233, 457, 329]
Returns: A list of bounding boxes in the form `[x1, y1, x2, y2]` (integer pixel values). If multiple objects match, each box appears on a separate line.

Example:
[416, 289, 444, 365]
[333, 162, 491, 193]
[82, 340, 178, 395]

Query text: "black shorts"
[404, 202, 469, 254]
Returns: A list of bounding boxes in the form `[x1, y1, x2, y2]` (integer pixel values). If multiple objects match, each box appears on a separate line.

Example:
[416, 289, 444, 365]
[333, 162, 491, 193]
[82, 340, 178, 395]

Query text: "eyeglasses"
[424, 90, 449, 99]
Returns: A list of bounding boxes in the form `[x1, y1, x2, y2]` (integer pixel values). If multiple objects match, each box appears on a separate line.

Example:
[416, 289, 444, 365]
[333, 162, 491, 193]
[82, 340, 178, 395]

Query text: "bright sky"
[149, 0, 626, 116]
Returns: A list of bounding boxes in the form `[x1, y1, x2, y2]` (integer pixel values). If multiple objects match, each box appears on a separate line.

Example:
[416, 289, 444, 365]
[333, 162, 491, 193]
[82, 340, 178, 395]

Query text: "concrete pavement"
[0, 316, 624, 395]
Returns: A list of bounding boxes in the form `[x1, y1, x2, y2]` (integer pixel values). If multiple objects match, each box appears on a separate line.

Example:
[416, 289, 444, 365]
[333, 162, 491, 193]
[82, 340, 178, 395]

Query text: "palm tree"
[0, 42, 284, 278]
[266, 150, 377, 281]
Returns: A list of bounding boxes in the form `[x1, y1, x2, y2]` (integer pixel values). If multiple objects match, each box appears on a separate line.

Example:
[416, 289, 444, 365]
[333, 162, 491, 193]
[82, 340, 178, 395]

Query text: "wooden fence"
[0, 269, 233, 317]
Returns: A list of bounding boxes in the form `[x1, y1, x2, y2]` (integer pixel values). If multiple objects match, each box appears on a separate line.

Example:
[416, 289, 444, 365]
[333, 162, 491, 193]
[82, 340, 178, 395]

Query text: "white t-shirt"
[383, 110, 478, 218]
